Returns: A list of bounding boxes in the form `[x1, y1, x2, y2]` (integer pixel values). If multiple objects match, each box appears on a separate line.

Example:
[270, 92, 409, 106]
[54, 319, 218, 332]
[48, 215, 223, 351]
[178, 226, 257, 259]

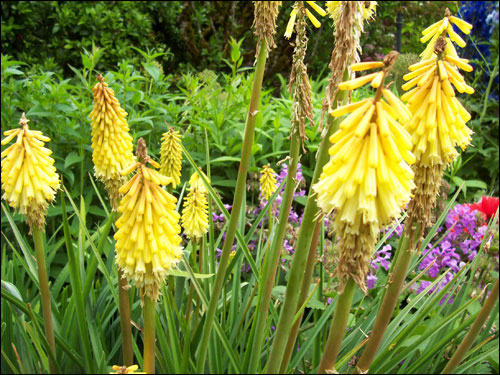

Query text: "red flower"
[468, 196, 499, 221]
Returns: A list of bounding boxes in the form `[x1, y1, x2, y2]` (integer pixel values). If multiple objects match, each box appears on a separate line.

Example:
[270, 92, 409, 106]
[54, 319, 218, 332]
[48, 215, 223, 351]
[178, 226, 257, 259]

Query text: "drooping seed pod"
[160, 127, 183, 188]
[114, 138, 182, 302]
[181, 171, 210, 241]
[253, 1, 282, 56]
[313, 52, 415, 292]
[321, 1, 377, 128]
[1, 113, 60, 232]
[259, 164, 278, 201]
[89, 74, 134, 210]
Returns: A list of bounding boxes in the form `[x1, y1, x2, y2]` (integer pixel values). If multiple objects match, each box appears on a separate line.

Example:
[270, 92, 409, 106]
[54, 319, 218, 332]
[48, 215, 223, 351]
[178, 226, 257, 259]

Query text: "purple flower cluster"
[367, 244, 392, 290]
[415, 204, 491, 304]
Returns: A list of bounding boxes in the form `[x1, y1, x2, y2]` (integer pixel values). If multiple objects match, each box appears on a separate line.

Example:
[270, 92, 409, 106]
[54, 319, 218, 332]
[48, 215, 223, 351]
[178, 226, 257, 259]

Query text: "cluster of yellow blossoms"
[181, 172, 210, 240]
[160, 127, 183, 188]
[401, 10, 474, 231]
[89, 74, 134, 209]
[260, 165, 278, 201]
[1, 113, 60, 232]
[402, 12, 474, 166]
[314, 53, 415, 292]
[114, 139, 182, 302]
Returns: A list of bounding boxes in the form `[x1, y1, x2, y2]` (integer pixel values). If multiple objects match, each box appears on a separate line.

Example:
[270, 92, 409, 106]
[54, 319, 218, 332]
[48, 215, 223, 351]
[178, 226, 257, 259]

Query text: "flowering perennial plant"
[402, 10, 474, 237]
[1, 113, 60, 232]
[114, 139, 183, 302]
[314, 52, 415, 292]
[89, 74, 134, 209]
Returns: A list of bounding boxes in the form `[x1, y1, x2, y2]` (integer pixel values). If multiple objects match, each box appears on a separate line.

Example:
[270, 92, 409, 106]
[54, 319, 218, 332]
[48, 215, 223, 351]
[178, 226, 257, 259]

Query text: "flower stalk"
[268, 73, 349, 374]
[1, 113, 60, 373]
[196, 3, 279, 370]
[143, 293, 156, 374]
[318, 277, 357, 373]
[33, 225, 58, 374]
[442, 278, 499, 374]
[356, 10, 475, 372]
[118, 267, 134, 366]
[248, 3, 311, 371]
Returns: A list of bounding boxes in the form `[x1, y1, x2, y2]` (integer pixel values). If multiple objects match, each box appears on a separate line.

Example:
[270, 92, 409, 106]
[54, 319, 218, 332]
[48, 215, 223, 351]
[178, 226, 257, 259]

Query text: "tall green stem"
[318, 277, 356, 373]
[442, 278, 499, 374]
[278, 219, 321, 373]
[32, 226, 57, 374]
[267, 77, 349, 374]
[195, 40, 268, 373]
[355, 224, 417, 373]
[143, 295, 156, 374]
[479, 55, 498, 125]
[118, 268, 134, 366]
[247, 132, 301, 373]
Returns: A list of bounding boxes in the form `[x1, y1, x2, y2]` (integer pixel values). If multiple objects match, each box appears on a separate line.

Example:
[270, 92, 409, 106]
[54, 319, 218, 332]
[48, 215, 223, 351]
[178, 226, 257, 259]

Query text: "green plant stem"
[118, 268, 134, 366]
[267, 77, 349, 374]
[442, 278, 499, 374]
[479, 55, 499, 125]
[355, 224, 418, 373]
[195, 40, 268, 373]
[317, 277, 356, 373]
[278, 219, 321, 373]
[143, 295, 156, 374]
[247, 133, 301, 373]
[32, 226, 57, 374]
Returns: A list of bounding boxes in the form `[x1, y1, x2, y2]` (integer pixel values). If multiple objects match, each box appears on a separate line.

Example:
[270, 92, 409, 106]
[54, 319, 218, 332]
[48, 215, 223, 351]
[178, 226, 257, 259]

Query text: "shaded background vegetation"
[1, 1, 498, 204]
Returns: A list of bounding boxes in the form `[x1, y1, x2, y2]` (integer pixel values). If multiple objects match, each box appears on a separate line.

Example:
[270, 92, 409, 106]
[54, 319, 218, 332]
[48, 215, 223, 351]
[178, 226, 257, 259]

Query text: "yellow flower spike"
[114, 138, 182, 303]
[402, 35, 474, 168]
[313, 51, 415, 292]
[1, 113, 60, 232]
[259, 164, 278, 201]
[160, 127, 182, 188]
[181, 171, 210, 240]
[110, 364, 146, 374]
[89, 74, 134, 210]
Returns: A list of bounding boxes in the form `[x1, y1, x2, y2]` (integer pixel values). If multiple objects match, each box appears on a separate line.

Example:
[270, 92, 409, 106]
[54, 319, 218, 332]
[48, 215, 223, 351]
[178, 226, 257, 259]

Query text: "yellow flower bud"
[259, 165, 278, 201]
[181, 172, 210, 241]
[160, 127, 183, 188]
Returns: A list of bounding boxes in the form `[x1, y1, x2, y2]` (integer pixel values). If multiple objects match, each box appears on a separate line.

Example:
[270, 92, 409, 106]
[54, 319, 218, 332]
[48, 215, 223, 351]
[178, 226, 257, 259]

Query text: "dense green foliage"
[1, 2, 498, 374]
